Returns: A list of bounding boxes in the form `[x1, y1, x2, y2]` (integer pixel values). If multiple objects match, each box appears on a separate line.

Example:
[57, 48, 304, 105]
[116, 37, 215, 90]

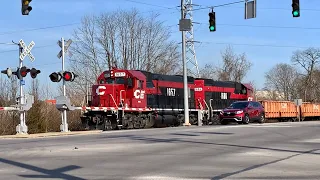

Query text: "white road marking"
[128, 176, 210, 180]
[295, 138, 320, 143]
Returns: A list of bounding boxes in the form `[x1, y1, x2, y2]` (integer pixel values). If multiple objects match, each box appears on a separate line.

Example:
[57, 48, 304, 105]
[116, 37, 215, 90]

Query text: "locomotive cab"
[91, 69, 147, 108]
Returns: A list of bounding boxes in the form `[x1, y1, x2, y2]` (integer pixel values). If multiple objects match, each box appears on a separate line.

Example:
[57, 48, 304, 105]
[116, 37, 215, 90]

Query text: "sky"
[0, 0, 318, 98]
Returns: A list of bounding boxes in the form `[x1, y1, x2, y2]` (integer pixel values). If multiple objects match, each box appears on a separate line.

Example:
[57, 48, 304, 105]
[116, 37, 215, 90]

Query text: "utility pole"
[180, 0, 191, 126]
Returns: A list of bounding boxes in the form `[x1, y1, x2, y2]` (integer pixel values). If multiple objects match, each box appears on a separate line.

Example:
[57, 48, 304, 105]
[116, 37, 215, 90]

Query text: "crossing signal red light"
[19, 66, 30, 79]
[49, 72, 62, 82]
[30, 68, 41, 79]
[63, 71, 77, 82]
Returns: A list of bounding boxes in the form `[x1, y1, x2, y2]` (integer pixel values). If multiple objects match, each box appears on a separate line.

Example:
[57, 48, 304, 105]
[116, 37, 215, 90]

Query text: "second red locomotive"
[80, 68, 254, 130]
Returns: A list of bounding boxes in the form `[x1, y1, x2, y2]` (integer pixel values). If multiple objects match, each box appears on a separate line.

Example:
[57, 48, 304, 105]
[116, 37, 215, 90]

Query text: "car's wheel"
[258, 113, 265, 124]
[243, 114, 250, 124]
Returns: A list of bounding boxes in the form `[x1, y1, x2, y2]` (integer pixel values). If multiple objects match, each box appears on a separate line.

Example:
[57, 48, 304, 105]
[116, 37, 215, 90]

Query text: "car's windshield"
[228, 102, 248, 109]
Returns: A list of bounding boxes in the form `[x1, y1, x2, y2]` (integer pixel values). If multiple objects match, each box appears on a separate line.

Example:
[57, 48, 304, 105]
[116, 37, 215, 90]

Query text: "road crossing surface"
[0, 122, 319, 179]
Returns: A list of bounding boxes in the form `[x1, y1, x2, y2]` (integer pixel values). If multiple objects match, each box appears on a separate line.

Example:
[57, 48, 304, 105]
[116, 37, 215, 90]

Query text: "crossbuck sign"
[19, 39, 35, 62]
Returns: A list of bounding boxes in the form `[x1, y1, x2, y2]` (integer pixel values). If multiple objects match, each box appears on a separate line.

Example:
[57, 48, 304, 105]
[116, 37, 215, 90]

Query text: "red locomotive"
[80, 68, 254, 130]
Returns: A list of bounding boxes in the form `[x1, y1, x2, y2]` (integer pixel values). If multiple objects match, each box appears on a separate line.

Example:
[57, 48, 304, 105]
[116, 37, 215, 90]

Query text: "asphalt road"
[0, 121, 320, 180]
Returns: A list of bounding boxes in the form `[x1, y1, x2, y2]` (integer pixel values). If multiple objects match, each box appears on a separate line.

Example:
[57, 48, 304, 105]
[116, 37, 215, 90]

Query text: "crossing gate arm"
[0, 107, 19, 111]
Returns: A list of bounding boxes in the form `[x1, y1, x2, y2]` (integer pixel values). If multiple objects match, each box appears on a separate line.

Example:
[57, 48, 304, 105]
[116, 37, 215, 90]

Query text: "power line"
[169, 22, 320, 31]
[0, 44, 56, 54]
[122, 0, 178, 9]
[192, 0, 245, 11]
[202, 23, 320, 30]
[0, 9, 178, 37]
[200, 42, 318, 49]
[0, 23, 80, 36]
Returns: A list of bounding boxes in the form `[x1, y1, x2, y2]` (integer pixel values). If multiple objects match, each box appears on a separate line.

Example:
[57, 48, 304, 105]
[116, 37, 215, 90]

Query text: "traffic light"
[292, 0, 300, 17]
[18, 66, 30, 79]
[1, 68, 13, 78]
[209, 11, 216, 32]
[62, 71, 77, 82]
[30, 68, 41, 79]
[21, 0, 32, 15]
[49, 72, 62, 82]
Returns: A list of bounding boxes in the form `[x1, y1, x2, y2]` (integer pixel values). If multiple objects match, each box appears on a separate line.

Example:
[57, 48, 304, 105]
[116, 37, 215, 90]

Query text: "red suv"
[219, 101, 265, 125]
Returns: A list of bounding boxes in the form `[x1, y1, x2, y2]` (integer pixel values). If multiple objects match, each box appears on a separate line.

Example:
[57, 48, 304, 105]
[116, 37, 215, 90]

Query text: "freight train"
[80, 68, 254, 130]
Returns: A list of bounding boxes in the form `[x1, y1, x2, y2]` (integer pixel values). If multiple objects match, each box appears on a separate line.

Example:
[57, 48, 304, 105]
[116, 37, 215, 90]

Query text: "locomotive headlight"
[236, 110, 243, 114]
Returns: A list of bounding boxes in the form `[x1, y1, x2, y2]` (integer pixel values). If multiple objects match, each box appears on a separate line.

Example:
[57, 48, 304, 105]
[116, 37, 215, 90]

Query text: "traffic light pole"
[181, 0, 190, 126]
[61, 37, 69, 132]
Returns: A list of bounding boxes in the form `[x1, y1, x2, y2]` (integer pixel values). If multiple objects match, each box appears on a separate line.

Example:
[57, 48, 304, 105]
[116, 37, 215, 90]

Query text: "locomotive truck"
[80, 68, 254, 130]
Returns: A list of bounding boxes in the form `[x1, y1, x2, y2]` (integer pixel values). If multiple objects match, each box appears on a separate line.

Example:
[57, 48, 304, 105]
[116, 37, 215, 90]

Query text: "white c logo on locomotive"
[96, 86, 106, 95]
[134, 89, 145, 99]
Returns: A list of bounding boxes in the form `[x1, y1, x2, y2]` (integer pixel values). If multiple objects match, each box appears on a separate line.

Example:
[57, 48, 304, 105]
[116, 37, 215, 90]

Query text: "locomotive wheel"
[103, 119, 113, 131]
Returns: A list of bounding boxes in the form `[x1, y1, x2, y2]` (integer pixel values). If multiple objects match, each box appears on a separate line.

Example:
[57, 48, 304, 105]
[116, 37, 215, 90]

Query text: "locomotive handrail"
[109, 94, 118, 108]
[203, 99, 209, 111]
[197, 99, 203, 110]
[209, 99, 213, 111]
[120, 90, 126, 106]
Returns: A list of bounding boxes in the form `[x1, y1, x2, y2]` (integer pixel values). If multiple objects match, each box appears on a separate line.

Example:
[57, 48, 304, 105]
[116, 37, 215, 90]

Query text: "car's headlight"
[220, 111, 224, 115]
[236, 110, 243, 114]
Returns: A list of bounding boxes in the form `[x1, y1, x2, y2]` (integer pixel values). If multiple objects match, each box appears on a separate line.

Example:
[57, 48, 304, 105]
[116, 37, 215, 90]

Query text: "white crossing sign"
[57, 39, 72, 59]
[19, 39, 35, 62]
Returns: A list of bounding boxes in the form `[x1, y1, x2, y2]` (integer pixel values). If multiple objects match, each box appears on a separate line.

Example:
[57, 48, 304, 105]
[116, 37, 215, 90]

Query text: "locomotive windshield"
[99, 77, 125, 84]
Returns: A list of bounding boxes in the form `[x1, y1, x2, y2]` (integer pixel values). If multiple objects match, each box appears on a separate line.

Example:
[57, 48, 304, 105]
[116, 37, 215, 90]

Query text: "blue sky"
[0, 0, 318, 97]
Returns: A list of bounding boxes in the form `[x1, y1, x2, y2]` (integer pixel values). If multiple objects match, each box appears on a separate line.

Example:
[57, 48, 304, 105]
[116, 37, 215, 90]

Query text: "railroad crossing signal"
[49, 72, 62, 82]
[19, 39, 35, 62]
[209, 11, 216, 32]
[18, 66, 30, 79]
[30, 68, 41, 78]
[63, 71, 77, 82]
[292, 0, 300, 17]
[57, 39, 73, 59]
[49, 71, 77, 82]
[21, 0, 32, 15]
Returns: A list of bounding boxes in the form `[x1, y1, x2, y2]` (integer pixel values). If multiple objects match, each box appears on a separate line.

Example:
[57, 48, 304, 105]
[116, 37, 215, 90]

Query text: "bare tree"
[291, 47, 320, 101]
[215, 45, 252, 82]
[199, 64, 218, 80]
[67, 8, 181, 95]
[264, 63, 300, 100]
[198, 46, 252, 81]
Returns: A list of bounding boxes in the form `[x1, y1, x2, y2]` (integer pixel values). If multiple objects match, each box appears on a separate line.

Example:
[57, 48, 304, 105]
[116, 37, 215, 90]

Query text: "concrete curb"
[0, 130, 103, 139]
